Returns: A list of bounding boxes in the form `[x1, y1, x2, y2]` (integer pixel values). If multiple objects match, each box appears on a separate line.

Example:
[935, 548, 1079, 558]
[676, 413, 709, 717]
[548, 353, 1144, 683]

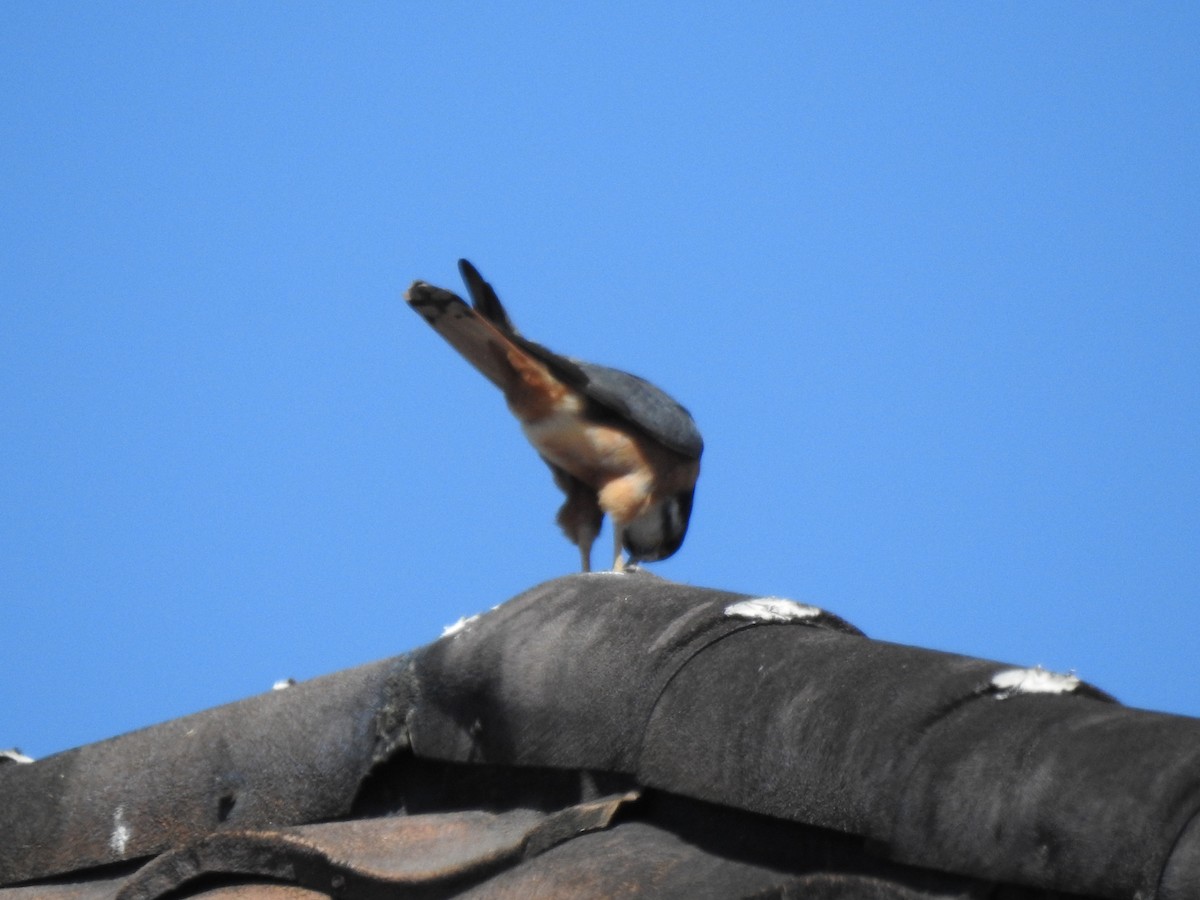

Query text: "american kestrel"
[405, 260, 702, 572]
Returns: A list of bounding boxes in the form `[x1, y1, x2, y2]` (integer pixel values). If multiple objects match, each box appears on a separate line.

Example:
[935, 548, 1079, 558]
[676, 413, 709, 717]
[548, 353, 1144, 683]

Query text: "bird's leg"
[572, 519, 599, 573]
[611, 524, 626, 572]
[547, 463, 603, 573]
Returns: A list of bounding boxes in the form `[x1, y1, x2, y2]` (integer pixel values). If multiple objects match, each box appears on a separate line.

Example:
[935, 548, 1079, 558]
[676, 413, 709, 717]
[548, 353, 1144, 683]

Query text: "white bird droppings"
[724, 597, 822, 623]
[441, 613, 482, 638]
[110, 806, 131, 856]
[990, 666, 1081, 698]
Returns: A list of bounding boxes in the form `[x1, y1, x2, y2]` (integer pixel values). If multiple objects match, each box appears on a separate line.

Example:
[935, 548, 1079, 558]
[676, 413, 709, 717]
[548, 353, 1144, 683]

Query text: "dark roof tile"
[0, 655, 414, 883]
[3, 573, 1197, 898]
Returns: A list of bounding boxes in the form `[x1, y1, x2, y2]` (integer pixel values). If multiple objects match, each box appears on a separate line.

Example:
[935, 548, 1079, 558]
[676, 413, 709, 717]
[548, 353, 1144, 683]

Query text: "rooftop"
[4, 573, 1198, 898]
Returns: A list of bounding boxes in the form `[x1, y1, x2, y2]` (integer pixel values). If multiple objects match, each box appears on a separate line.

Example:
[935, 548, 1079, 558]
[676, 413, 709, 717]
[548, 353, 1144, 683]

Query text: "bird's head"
[622, 486, 696, 563]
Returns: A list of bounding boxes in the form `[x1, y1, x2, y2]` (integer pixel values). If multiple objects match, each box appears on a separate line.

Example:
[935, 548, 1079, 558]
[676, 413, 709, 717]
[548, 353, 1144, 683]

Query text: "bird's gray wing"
[456, 258, 703, 459]
[567, 360, 703, 459]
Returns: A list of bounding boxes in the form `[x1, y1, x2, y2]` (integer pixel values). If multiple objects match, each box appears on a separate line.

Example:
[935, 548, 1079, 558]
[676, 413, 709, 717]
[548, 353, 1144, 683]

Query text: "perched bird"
[405, 260, 702, 572]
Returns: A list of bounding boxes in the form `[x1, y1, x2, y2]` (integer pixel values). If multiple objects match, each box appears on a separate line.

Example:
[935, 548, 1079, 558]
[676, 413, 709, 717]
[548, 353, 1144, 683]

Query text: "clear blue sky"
[2, 4, 1197, 758]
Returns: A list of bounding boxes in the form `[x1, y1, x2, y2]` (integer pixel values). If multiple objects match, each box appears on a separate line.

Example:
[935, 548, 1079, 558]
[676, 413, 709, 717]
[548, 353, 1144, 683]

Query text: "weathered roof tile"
[3, 574, 1197, 898]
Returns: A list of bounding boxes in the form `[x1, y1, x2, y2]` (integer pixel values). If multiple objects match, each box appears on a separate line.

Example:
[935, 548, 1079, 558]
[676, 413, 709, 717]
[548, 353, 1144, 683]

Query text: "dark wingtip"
[457, 258, 516, 332]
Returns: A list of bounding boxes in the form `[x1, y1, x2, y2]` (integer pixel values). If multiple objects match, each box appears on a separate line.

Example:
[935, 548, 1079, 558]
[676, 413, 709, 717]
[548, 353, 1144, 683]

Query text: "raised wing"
[455, 259, 703, 460]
